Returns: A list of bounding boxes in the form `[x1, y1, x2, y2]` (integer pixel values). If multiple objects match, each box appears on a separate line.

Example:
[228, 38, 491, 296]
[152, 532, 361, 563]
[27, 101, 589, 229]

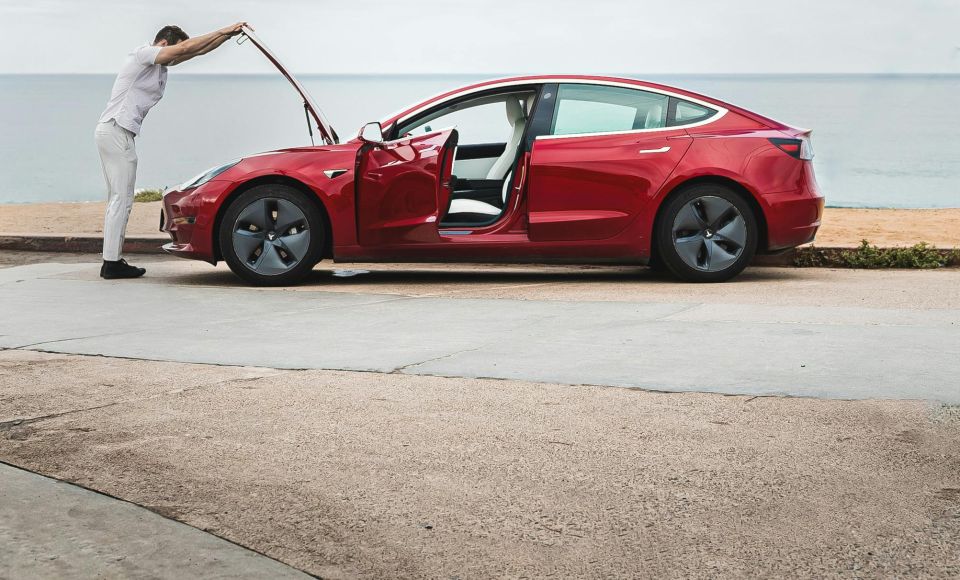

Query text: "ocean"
[1, 74, 958, 208]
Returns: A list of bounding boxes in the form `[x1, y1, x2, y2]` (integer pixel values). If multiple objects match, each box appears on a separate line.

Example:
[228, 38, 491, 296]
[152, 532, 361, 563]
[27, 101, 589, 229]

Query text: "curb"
[0, 234, 167, 255]
[753, 250, 800, 267]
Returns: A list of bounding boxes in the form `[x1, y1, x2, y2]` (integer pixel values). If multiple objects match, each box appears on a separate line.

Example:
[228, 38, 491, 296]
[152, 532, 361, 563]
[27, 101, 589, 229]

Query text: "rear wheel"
[219, 185, 325, 286]
[655, 184, 757, 282]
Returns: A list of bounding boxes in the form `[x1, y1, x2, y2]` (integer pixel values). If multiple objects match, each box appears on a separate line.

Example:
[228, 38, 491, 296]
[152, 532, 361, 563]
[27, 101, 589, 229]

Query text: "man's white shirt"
[98, 44, 166, 136]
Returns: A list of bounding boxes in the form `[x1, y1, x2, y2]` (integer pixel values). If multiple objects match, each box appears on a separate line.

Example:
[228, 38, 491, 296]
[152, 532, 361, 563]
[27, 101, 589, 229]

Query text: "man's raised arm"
[155, 22, 247, 66]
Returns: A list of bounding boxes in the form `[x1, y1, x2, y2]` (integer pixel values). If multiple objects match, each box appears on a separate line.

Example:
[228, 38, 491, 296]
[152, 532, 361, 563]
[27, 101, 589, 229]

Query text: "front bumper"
[160, 180, 232, 264]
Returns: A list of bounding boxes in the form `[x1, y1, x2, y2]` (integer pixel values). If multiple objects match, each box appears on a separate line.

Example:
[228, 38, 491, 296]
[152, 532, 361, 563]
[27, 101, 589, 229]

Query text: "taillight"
[769, 137, 814, 160]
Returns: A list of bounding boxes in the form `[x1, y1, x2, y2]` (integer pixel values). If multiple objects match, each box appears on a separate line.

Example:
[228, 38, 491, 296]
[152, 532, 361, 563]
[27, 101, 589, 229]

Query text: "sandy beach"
[0, 201, 957, 248]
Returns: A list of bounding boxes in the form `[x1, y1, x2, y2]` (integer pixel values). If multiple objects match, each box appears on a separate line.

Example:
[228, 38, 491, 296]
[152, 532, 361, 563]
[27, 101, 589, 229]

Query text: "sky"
[2, 0, 959, 75]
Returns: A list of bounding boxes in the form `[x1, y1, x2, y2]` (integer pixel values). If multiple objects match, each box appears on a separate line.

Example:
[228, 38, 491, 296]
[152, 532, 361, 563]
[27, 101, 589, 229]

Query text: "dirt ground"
[1, 201, 958, 248]
[816, 208, 960, 247]
[1, 350, 958, 578]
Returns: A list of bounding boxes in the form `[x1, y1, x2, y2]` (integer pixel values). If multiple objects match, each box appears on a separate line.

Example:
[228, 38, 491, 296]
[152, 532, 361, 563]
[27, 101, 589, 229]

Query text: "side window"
[550, 84, 668, 136]
[668, 99, 717, 127]
[396, 92, 534, 145]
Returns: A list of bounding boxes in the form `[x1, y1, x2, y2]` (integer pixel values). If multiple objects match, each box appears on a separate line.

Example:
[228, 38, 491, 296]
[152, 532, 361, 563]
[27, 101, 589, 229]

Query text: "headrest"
[645, 104, 663, 129]
[505, 97, 525, 126]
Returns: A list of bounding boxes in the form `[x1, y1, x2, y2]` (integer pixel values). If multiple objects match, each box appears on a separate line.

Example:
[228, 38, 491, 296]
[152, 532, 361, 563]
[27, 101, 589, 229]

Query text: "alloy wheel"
[232, 197, 311, 275]
[671, 195, 747, 272]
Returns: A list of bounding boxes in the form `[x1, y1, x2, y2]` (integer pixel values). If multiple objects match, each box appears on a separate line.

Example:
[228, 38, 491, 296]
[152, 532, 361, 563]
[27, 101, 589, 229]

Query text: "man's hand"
[156, 22, 250, 66]
[218, 22, 249, 37]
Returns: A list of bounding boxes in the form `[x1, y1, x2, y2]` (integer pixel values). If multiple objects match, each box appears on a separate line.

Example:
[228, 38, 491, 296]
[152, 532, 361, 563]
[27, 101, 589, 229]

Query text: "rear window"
[668, 99, 717, 127]
[550, 84, 668, 136]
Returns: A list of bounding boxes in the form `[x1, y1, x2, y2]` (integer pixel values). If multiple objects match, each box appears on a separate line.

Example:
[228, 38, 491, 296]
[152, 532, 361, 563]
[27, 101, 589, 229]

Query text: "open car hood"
[240, 26, 338, 145]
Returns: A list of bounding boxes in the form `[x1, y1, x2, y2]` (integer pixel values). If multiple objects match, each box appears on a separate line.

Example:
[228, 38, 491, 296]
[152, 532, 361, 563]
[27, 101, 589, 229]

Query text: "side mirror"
[359, 121, 384, 145]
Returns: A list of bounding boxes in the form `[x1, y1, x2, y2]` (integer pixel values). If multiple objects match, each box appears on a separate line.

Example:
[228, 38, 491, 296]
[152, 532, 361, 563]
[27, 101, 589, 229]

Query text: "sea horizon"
[1, 73, 958, 208]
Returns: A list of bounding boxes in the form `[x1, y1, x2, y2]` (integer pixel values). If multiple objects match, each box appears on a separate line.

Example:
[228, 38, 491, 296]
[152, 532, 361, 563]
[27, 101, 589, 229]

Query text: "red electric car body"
[161, 28, 823, 285]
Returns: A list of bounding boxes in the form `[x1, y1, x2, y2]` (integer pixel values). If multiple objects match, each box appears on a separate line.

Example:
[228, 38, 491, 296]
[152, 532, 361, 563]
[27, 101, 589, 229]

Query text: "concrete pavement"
[2, 256, 959, 577]
[0, 462, 311, 579]
[1, 259, 958, 402]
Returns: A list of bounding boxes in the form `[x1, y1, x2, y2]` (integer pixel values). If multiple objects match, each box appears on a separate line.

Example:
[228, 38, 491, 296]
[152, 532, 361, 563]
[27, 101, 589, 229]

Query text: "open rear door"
[356, 129, 458, 247]
[239, 26, 338, 145]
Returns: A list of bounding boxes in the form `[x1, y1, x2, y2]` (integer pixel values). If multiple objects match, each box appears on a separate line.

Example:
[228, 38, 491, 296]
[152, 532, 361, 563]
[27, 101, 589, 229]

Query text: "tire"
[646, 252, 667, 272]
[654, 184, 758, 283]
[218, 185, 325, 286]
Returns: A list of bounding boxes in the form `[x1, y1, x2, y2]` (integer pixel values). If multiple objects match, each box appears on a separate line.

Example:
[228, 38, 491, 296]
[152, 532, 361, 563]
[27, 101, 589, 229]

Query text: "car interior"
[395, 90, 537, 227]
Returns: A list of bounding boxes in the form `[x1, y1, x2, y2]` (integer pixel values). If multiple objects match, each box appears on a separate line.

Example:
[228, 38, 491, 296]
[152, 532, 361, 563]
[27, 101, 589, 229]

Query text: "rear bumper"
[763, 193, 824, 251]
[762, 164, 825, 251]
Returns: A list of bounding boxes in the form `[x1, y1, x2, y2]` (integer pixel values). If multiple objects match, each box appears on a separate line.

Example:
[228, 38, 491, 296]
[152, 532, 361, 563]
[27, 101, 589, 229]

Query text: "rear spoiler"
[783, 126, 812, 138]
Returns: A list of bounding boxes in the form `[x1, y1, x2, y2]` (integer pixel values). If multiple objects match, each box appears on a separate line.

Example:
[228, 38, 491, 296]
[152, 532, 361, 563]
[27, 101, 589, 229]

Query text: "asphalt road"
[1, 257, 958, 403]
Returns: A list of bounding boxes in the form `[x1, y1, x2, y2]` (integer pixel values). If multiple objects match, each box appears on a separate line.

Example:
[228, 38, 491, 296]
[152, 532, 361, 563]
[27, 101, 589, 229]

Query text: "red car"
[162, 28, 823, 285]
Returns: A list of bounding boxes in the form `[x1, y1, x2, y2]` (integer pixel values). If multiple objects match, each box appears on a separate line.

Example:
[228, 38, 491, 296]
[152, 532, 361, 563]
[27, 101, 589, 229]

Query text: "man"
[95, 22, 247, 279]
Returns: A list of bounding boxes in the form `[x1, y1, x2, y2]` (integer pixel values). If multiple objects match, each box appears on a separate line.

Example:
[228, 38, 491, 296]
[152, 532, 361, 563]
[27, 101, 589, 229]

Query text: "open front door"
[356, 129, 458, 247]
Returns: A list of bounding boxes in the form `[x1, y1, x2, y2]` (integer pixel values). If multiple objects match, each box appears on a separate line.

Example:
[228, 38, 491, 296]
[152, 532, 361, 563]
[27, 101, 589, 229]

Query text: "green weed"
[133, 189, 163, 203]
[794, 240, 960, 269]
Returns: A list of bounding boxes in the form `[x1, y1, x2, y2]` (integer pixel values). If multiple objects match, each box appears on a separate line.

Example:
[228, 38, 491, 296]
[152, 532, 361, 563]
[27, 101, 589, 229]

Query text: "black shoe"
[100, 259, 146, 279]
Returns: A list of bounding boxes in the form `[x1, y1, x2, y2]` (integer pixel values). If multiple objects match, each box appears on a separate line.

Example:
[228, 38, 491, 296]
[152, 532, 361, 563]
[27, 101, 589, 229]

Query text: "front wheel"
[655, 184, 758, 282]
[219, 185, 325, 286]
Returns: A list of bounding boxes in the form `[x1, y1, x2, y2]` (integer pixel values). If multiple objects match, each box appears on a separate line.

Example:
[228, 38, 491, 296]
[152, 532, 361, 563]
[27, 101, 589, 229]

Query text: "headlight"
[176, 160, 241, 192]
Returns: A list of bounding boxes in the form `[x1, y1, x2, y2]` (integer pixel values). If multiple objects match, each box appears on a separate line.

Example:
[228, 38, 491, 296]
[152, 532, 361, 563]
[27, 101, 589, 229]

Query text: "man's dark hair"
[154, 25, 189, 46]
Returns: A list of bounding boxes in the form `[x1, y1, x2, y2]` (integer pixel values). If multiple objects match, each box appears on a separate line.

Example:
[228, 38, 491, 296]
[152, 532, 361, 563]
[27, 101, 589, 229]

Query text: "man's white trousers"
[95, 120, 138, 261]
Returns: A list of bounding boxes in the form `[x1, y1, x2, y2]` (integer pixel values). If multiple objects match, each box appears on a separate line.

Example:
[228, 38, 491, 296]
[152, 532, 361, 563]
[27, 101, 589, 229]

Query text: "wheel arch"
[212, 175, 334, 262]
[651, 175, 769, 260]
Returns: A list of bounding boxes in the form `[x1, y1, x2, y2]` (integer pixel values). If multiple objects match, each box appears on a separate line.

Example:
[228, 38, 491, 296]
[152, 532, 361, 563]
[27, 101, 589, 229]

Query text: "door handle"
[638, 146, 671, 154]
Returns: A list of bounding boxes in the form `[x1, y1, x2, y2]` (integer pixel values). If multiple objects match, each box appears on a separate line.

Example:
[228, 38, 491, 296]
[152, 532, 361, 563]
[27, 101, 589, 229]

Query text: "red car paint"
[162, 30, 823, 271]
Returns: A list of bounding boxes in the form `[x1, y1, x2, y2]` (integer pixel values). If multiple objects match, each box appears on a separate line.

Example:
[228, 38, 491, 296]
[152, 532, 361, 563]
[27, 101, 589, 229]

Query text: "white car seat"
[445, 96, 526, 219]
[444, 170, 513, 218]
[644, 103, 664, 129]
[486, 96, 527, 180]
